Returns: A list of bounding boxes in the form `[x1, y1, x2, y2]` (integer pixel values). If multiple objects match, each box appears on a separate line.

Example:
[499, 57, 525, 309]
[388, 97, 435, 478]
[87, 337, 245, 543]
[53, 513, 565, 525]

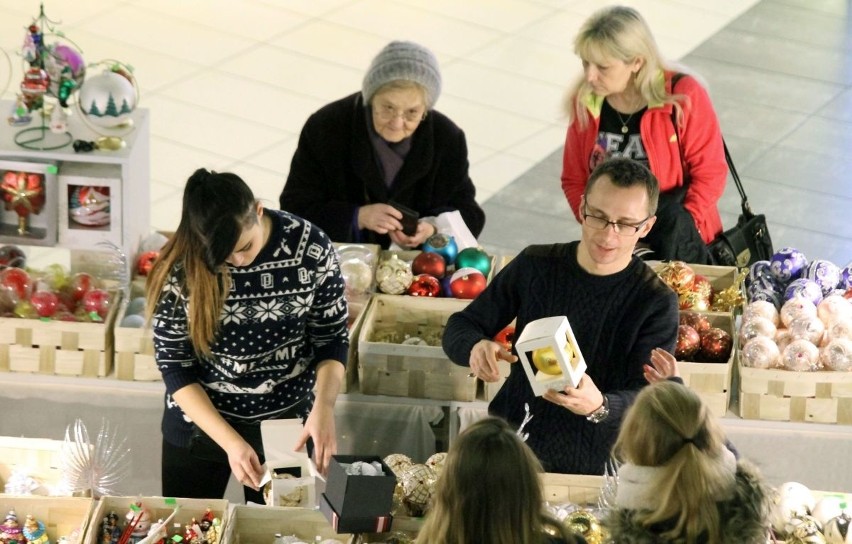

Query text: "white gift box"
[259, 419, 317, 508]
[515, 316, 587, 396]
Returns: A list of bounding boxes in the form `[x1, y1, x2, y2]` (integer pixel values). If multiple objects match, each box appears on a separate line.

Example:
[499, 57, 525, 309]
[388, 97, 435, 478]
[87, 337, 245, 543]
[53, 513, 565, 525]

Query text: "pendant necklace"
[615, 109, 636, 134]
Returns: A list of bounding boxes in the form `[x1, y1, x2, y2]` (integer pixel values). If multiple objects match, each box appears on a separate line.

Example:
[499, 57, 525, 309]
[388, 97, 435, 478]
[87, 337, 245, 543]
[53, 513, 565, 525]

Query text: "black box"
[325, 455, 396, 518]
[319, 493, 393, 534]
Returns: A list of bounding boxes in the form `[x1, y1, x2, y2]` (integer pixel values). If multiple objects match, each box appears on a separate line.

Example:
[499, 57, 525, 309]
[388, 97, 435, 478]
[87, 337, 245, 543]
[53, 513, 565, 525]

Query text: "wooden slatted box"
[0, 496, 94, 544]
[358, 294, 475, 401]
[678, 312, 735, 418]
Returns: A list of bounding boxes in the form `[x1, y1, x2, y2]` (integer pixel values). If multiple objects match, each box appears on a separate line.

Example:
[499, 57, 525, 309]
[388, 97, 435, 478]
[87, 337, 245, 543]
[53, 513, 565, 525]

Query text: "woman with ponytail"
[606, 381, 770, 543]
[146, 169, 349, 503]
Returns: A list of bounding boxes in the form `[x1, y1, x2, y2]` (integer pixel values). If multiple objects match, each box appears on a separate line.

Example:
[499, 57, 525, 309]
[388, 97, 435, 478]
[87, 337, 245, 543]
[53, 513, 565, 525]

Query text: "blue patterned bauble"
[422, 234, 458, 266]
[841, 262, 852, 290]
[746, 260, 781, 294]
[747, 282, 783, 310]
[784, 278, 823, 306]
[804, 259, 842, 296]
[770, 247, 809, 285]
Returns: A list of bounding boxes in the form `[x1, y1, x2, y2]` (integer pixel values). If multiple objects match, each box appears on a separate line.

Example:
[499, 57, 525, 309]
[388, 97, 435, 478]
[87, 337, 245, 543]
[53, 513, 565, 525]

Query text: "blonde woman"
[416, 417, 585, 544]
[146, 169, 348, 502]
[606, 381, 769, 543]
[562, 5, 727, 263]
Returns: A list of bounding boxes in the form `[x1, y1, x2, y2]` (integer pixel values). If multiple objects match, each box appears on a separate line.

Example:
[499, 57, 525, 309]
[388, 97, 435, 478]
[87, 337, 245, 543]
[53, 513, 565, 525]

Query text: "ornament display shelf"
[0, 98, 150, 274]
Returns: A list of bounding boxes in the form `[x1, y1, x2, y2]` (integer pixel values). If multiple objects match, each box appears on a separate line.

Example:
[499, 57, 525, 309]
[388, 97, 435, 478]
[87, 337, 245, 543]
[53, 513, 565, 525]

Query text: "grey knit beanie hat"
[362, 41, 442, 109]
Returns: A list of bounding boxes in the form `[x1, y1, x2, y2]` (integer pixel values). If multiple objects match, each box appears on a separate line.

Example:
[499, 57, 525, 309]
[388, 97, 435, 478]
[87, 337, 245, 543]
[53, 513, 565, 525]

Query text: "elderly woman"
[279, 40, 485, 249]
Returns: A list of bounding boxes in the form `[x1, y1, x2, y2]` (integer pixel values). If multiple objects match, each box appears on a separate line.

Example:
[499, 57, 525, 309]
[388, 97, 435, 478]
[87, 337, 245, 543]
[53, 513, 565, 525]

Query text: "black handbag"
[706, 144, 774, 267]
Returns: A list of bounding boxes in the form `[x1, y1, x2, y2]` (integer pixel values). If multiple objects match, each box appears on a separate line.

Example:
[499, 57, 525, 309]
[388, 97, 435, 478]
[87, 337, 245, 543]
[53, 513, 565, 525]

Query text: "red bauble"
[69, 272, 95, 302]
[82, 288, 112, 319]
[407, 274, 441, 297]
[0, 267, 32, 300]
[657, 261, 696, 295]
[679, 311, 711, 334]
[698, 327, 733, 363]
[675, 324, 701, 360]
[137, 250, 160, 277]
[844, 288, 852, 300]
[411, 251, 446, 279]
[1, 171, 45, 217]
[450, 267, 487, 299]
[493, 325, 516, 351]
[0, 245, 26, 268]
[30, 290, 60, 318]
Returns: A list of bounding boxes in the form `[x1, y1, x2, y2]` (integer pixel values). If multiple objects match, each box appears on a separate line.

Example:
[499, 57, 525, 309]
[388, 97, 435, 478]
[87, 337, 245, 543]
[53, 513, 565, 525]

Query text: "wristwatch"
[586, 395, 610, 424]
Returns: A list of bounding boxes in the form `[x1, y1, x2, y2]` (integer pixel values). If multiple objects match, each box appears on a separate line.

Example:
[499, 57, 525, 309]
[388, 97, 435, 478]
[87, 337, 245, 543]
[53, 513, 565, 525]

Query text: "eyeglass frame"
[372, 102, 428, 124]
[581, 206, 652, 236]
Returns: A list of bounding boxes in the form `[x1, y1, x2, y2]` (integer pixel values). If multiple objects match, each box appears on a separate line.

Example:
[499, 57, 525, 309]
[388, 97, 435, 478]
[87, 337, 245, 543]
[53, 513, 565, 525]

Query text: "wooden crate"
[653, 262, 742, 312]
[112, 324, 157, 381]
[223, 505, 350, 544]
[0, 496, 94, 544]
[341, 295, 372, 394]
[86, 496, 229, 544]
[541, 473, 605, 507]
[358, 295, 475, 401]
[678, 312, 735, 418]
[0, 436, 65, 495]
[0, 291, 120, 377]
[738, 357, 852, 424]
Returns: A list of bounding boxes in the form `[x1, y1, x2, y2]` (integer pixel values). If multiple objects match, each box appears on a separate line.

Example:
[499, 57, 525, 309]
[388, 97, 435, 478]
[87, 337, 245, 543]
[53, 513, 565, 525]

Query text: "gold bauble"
[564, 510, 605, 544]
[532, 343, 571, 376]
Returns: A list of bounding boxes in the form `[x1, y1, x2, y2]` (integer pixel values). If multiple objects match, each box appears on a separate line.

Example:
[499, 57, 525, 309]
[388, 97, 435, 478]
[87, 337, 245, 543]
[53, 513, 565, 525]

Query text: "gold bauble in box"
[399, 464, 437, 517]
[532, 343, 571, 376]
[376, 255, 414, 295]
[563, 510, 605, 544]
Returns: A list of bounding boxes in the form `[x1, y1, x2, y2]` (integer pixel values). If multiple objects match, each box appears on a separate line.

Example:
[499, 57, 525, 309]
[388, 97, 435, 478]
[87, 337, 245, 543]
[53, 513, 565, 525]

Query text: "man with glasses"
[443, 157, 679, 475]
[279, 40, 484, 249]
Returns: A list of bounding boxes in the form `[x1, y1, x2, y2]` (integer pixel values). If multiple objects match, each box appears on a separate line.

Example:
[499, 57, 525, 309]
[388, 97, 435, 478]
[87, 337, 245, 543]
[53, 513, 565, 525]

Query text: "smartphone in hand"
[388, 200, 419, 236]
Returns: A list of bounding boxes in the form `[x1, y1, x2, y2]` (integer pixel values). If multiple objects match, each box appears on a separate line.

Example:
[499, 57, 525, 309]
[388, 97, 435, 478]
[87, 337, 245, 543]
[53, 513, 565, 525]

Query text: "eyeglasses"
[374, 103, 427, 123]
[582, 209, 651, 236]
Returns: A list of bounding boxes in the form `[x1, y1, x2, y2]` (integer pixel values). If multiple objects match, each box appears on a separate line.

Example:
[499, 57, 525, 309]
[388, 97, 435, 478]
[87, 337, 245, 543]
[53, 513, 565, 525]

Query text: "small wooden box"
[86, 496, 229, 544]
[678, 312, 735, 418]
[112, 324, 158, 381]
[0, 290, 120, 377]
[541, 473, 605, 507]
[0, 496, 94, 544]
[738, 357, 852, 424]
[224, 505, 350, 544]
[0, 436, 65, 495]
[358, 295, 475, 401]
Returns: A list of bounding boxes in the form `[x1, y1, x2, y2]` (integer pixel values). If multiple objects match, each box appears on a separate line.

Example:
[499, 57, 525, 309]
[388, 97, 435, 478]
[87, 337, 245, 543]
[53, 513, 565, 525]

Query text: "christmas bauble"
[821, 338, 852, 372]
[120, 313, 146, 328]
[823, 512, 852, 544]
[532, 344, 569, 375]
[449, 267, 486, 299]
[422, 233, 458, 265]
[741, 336, 781, 369]
[383, 454, 414, 477]
[399, 464, 437, 517]
[813, 495, 851, 527]
[781, 339, 820, 371]
[79, 70, 136, 129]
[776, 328, 794, 353]
[425, 452, 447, 477]
[788, 515, 828, 544]
[675, 324, 701, 360]
[771, 482, 816, 535]
[770, 247, 809, 285]
[841, 262, 852, 290]
[0, 267, 32, 301]
[376, 255, 413, 295]
[493, 325, 515, 351]
[818, 295, 852, 325]
[0, 245, 26, 268]
[454, 247, 491, 278]
[826, 318, 852, 343]
[82, 288, 112, 320]
[739, 316, 777, 346]
[69, 185, 111, 226]
[781, 298, 818, 328]
[136, 250, 159, 277]
[747, 260, 780, 291]
[30, 290, 59, 318]
[411, 251, 446, 279]
[747, 282, 783, 310]
[789, 315, 825, 345]
[805, 259, 843, 296]
[785, 278, 824, 307]
[407, 274, 441, 297]
[657, 261, 695, 294]
[680, 311, 711, 334]
[743, 300, 780, 327]
[698, 327, 732, 363]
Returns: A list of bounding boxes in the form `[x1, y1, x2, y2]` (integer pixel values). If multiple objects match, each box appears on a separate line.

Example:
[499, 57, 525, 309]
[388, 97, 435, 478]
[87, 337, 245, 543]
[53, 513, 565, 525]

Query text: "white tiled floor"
[1, 0, 759, 232]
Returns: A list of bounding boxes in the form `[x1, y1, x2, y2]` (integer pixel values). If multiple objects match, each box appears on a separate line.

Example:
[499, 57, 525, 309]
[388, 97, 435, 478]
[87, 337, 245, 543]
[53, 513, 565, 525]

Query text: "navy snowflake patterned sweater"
[442, 242, 679, 474]
[153, 209, 349, 448]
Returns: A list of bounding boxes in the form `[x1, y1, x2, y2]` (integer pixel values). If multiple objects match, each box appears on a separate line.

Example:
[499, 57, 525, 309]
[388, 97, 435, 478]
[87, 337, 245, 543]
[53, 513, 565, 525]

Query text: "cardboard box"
[358, 295, 475, 401]
[0, 496, 93, 544]
[677, 312, 735, 418]
[324, 455, 396, 520]
[259, 419, 316, 509]
[224, 504, 351, 544]
[0, 159, 58, 247]
[319, 493, 393, 534]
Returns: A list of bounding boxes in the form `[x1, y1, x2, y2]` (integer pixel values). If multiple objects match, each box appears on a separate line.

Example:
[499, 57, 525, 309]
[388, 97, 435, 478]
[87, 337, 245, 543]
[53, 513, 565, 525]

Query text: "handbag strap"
[670, 72, 755, 220]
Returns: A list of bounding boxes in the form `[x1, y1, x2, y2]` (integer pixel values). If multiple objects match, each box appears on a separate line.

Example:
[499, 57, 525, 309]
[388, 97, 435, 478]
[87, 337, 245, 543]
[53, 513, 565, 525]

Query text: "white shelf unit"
[0, 99, 150, 272]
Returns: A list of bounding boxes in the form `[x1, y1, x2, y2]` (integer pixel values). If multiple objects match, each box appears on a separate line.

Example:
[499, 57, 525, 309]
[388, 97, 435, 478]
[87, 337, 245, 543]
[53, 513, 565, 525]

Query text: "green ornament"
[455, 247, 491, 277]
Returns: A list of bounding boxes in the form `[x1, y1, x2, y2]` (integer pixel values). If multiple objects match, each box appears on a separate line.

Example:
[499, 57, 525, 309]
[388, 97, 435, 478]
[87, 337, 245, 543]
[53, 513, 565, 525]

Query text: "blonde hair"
[614, 381, 736, 543]
[145, 169, 259, 356]
[567, 5, 689, 127]
[416, 417, 578, 544]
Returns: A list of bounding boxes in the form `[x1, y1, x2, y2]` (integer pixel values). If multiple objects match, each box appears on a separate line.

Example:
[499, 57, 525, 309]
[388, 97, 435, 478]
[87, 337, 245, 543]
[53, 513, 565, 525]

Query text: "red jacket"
[561, 71, 726, 243]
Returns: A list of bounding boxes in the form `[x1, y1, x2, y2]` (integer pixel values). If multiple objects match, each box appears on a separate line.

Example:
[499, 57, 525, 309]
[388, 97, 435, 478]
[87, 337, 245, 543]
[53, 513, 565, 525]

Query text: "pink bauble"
[743, 300, 780, 327]
[817, 294, 852, 325]
[788, 315, 825, 345]
[739, 316, 777, 346]
[825, 317, 852, 343]
[780, 297, 818, 328]
[781, 339, 820, 371]
[741, 336, 781, 369]
[820, 338, 852, 371]
[775, 328, 793, 353]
